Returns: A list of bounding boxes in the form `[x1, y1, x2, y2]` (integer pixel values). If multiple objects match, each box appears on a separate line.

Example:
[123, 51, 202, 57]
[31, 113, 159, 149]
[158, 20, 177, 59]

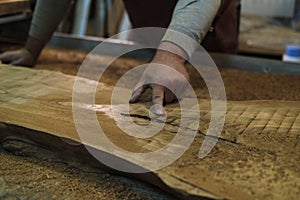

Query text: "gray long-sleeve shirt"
[162, 0, 221, 58]
[29, 0, 71, 41]
[29, 0, 221, 58]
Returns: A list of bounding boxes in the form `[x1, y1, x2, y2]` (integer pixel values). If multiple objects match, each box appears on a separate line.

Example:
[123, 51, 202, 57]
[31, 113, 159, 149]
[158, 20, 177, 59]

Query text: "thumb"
[0, 52, 12, 63]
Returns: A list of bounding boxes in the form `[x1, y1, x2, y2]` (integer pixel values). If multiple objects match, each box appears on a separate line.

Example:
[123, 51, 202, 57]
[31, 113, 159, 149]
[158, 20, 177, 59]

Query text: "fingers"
[131, 84, 175, 116]
[0, 52, 13, 63]
[0, 50, 35, 67]
[11, 57, 34, 67]
[0, 51, 22, 65]
[164, 88, 175, 103]
[151, 84, 165, 116]
[129, 85, 147, 103]
[10, 58, 24, 66]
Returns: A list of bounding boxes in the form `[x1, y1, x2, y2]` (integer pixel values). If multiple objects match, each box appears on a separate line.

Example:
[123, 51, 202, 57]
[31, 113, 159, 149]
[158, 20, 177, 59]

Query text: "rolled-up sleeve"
[161, 0, 221, 58]
[29, 0, 71, 42]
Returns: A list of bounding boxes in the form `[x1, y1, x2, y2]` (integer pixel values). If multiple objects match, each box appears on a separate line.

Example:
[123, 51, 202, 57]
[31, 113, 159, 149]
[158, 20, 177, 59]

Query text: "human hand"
[130, 43, 190, 116]
[0, 49, 36, 67]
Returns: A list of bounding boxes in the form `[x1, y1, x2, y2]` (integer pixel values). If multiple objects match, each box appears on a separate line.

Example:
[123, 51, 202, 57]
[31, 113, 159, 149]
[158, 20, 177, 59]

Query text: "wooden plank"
[0, 0, 30, 16]
[0, 65, 299, 200]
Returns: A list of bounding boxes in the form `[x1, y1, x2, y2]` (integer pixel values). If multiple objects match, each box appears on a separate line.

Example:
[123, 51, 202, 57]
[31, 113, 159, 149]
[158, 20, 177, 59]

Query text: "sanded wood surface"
[0, 0, 30, 16]
[0, 65, 299, 199]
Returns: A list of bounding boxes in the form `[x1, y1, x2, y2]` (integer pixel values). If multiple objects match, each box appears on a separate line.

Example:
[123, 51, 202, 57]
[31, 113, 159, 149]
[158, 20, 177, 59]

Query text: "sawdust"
[0, 47, 299, 200]
[37, 47, 300, 101]
[0, 147, 165, 200]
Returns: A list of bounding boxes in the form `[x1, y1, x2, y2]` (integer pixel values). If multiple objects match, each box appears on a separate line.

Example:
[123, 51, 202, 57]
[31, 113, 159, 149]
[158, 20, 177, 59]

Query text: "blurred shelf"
[238, 15, 300, 57]
[0, 0, 30, 16]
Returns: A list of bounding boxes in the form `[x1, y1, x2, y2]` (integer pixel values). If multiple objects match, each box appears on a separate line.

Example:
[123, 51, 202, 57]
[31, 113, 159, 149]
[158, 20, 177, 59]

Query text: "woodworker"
[0, 0, 239, 115]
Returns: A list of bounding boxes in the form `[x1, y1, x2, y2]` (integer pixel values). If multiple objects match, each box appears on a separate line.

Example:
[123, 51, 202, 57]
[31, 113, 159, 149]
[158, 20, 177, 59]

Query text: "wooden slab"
[0, 65, 299, 199]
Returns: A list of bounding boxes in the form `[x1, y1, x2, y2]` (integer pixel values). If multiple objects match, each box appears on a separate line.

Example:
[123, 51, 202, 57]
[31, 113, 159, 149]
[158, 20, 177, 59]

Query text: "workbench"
[0, 42, 299, 199]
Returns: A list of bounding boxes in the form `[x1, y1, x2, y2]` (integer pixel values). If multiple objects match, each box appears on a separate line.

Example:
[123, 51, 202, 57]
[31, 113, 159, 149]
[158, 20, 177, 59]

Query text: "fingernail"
[129, 96, 136, 103]
[150, 104, 165, 116]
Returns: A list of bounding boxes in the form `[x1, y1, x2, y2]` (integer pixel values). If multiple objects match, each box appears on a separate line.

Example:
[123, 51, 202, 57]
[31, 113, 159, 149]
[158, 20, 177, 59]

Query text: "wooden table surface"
[0, 64, 299, 200]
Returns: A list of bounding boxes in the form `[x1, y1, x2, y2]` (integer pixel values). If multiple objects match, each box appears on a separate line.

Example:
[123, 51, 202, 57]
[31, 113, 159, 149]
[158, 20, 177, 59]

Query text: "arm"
[161, 0, 221, 58]
[130, 0, 221, 115]
[0, 0, 71, 67]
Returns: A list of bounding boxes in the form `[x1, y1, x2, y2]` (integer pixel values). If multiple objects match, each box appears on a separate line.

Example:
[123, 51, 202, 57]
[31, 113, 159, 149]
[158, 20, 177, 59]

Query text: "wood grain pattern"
[0, 65, 299, 200]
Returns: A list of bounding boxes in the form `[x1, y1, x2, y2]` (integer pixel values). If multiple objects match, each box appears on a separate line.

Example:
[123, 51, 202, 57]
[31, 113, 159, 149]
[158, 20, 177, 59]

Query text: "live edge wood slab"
[0, 65, 299, 200]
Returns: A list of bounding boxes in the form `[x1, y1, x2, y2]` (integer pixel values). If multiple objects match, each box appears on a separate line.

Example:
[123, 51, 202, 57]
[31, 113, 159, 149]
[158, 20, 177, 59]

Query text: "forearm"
[162, 0, 221, 58]
[25, 0, 71, 59]
[29, 0, 71, 42]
